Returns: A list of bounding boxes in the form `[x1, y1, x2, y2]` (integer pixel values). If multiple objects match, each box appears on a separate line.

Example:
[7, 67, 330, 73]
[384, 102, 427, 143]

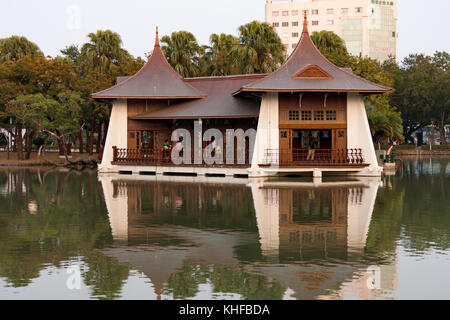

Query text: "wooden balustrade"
[112, 147, 172, 165]
[263, 148, 365, 166]
[111, 146, 248, 167]
[111, 146, 365, 168]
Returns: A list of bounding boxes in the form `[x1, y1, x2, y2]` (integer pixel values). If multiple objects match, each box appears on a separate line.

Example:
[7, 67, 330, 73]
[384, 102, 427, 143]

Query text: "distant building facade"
[266, 0, 398, 62]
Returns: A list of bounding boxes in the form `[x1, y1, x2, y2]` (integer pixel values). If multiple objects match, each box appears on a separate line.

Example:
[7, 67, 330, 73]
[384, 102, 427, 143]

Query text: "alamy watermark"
[169, 121, 257, 166]
[66, 265, 81, 290]
[66, 4, 81, 30]
[366, 265, 381, 290]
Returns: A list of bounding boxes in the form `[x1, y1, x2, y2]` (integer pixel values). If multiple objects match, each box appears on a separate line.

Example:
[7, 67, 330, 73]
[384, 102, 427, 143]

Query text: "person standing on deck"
[162, 139, 171, 161]
[307, 138, 315, 161]
[174, 137, 183, 157]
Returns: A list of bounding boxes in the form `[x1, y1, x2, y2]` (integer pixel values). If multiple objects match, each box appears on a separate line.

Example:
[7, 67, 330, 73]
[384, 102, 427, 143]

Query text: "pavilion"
[92, 14, 390, 178]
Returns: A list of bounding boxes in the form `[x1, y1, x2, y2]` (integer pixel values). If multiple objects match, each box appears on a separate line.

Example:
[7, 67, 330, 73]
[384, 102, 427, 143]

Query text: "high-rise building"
[266, 0, 398, 62]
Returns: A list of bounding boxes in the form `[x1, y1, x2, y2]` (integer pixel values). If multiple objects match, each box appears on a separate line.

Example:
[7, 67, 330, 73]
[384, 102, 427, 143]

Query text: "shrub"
[395, 144, 417, 150]
[421, 144, 450, 150]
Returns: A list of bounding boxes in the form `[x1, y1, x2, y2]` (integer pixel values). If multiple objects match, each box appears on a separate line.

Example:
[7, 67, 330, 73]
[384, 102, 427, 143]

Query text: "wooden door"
[279, 129, 292, 164]
[128, 131, 140, 149]
[127, 131, 141, 161]
[333, 129, 347, 163]
[335, 129, 347, 150]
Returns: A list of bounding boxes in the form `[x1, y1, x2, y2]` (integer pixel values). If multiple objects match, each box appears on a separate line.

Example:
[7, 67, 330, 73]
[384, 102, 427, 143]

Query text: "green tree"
[311, 30, 348, 56]
[79, 30, 131, 74]
[0, 55, 81, 159]
[77, 30, 143, 154]
[0, 36, 43, 62]
[4, 94, 57, 159]
[5, 92, 83, 159]
[206, 33, 240, 76]
[366, 101, 404, 145]
[233, 21, 285, 74]
[60, 44, 81, 65]
[390, 52, 449, 144]
[161, 31, 202, 77]
[43, 91, 83, 157]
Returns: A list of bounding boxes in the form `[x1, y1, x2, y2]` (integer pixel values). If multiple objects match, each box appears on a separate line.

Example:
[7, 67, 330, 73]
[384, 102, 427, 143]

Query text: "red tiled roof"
[91, 27, 206, 99]
[131, 74, 264, 119]
[234, 14, 391, 94]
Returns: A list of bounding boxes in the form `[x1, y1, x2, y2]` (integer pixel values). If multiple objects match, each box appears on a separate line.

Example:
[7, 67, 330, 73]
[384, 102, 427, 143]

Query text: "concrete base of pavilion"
[249, 165, 383, 178]
[98, 163, 383, 180]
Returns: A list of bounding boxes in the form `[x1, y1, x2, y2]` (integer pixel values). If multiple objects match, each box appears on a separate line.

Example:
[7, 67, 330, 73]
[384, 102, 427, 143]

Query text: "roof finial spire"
[155, 26, 160, 47]
[303, 11, 309, 34]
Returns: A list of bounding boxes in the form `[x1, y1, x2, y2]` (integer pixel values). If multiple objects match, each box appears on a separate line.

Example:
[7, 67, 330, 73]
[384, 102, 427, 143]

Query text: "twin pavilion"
[92, 16, 390, 178]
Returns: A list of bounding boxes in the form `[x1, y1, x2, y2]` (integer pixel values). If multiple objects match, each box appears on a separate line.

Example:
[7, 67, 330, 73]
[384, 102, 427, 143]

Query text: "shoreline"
[395, 150, 450, 156]
[1, 151, 449, 168]
[0, 152, 100, 168]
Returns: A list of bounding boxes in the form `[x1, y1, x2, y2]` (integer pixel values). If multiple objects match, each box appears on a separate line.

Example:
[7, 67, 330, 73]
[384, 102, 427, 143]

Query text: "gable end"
[293, 65, 333, 80]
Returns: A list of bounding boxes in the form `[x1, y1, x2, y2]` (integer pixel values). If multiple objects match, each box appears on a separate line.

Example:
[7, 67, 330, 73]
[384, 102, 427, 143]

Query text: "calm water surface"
[0, 158, 449, 300]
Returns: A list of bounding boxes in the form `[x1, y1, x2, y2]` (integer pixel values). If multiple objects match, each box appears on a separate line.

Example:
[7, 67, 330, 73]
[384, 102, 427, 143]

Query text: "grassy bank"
[0, 151, 99, 166]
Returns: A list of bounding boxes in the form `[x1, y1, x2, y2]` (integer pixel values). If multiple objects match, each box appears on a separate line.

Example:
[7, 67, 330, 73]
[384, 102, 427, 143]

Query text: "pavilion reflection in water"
[99, 174, 396, 299]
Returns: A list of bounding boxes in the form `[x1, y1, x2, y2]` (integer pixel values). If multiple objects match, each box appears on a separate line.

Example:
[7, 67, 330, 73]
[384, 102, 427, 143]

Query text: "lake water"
[0, 158, 449, 300]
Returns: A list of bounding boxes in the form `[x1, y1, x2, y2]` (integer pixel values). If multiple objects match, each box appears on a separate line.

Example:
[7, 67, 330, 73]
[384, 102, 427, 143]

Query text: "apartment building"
[266, 0, 398, 62]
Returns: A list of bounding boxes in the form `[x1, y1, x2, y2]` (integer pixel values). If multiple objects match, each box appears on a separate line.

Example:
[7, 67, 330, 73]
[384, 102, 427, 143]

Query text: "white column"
[347, 177, 380, 253]
[346, 93, 382, 176]
[250, 93, 279, 175]
[99, 99, 128, 172]
[99, 174, 128, 241]
[250, 181, 280, 255]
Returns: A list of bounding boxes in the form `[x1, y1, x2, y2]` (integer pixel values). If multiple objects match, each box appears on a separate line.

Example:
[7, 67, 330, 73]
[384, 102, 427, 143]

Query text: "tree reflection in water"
[0, 158, 448, 299]
[0, 169, 130, 298]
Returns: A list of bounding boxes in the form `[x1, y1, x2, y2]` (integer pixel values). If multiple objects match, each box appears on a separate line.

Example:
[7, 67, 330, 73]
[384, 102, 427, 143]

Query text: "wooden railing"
[262, 149, 365, 166]
[112, 147, 365, 167]
[112, 147, 172, 164]
[111, 146, 249, 167]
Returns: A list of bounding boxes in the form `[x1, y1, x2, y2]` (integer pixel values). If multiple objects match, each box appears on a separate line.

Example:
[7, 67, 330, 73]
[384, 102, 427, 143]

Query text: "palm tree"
[79, 30, 130, 74]
[161, 31, 201, 78]
[366, 101, 404, 144]
[207, 33, 240, 76]
[311, 30, 348, 56]
[233, 21, 285, 74]
[0, 36, 43, 62]
[79, 30, 134, 155]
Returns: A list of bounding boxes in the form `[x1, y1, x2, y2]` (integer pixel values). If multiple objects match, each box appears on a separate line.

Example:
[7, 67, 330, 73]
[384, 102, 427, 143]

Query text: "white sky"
[0, 0, 449, 62]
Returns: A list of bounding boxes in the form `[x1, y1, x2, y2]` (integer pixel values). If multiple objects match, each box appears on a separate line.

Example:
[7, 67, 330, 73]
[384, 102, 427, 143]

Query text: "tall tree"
[0, 36, 43, 62]
[161, 31, 201, 78]
[60, 45, 81, 65]
[3, 94, 56, 160]
[206, 33, 240, 76]
[390, 52, 450, 143]
[311, 30, 348, 56]
[233, 21, 285, 74]
[5, 92, 83, 159]
[366, 101, 404, 145]
[78, 30, 142, 155]
[79, 30, 130, 75]
[0, 55, 78, 159]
